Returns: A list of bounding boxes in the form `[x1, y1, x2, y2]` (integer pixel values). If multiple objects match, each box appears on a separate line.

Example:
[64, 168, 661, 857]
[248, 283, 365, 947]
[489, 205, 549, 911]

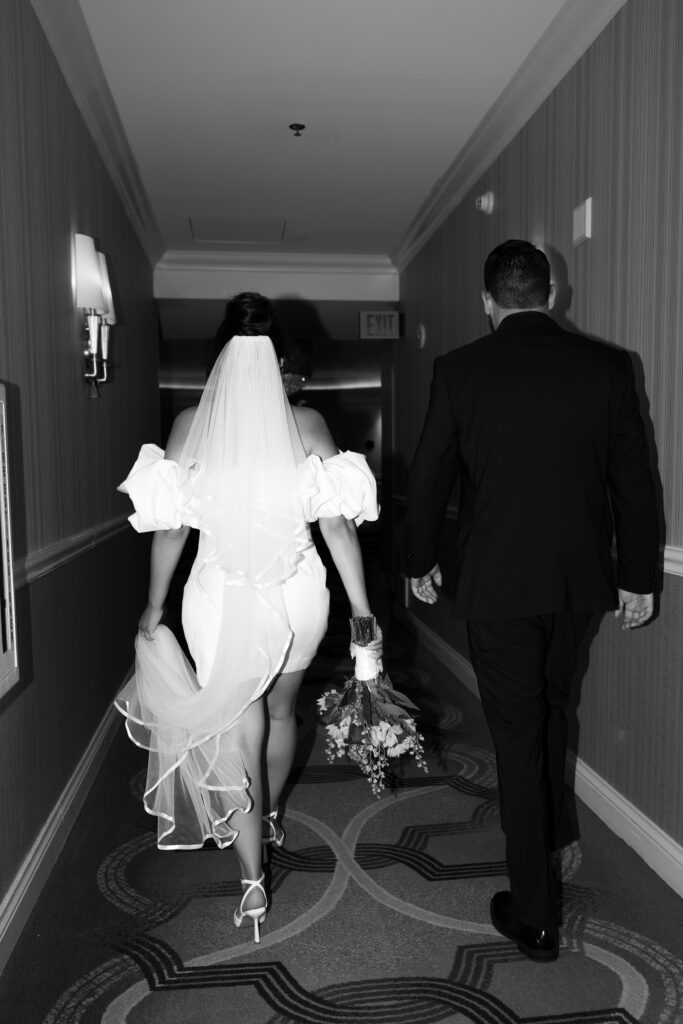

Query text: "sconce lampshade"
[74, 233, 105, 312]
[97, 252, 116, 325]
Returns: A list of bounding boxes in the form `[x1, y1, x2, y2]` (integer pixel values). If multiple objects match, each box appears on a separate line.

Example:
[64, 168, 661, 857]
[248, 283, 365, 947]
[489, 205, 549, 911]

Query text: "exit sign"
[359, 310, 401, 339]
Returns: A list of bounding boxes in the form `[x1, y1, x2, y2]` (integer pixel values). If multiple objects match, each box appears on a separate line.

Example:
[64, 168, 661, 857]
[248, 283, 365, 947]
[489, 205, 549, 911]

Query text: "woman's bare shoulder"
[292, 404, 337, 459]
[292, 404, 324, 433]
[165, 405, 197, 460]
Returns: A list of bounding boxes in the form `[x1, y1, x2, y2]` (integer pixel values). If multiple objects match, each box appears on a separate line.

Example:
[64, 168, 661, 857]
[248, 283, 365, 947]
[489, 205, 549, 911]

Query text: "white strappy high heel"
[233, 874, 267, 944]
[262, 810, 285, 848]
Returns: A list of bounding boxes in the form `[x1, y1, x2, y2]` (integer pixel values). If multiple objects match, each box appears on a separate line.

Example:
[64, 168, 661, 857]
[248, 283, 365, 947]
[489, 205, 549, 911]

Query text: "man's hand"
[615, 589, 653, 630]
[410, 564, 442, 605]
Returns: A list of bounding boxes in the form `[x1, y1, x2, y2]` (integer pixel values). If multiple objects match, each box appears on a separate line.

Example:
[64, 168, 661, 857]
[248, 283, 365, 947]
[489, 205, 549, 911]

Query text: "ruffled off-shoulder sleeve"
[298, 450, 380, 526]
[118, 444, 201, 532]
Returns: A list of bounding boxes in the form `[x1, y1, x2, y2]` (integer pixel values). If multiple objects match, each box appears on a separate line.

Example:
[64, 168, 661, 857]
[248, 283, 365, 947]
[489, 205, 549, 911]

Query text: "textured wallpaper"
[394, 0, 683, 843]
[0, 0, 159, 895]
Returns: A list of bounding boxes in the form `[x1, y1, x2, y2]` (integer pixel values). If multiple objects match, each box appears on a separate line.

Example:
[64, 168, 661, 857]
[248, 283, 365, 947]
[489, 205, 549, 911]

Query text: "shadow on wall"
[547, 245, 666, 592]
[277, 298, 383, 481]
[275, 297, 330, 343]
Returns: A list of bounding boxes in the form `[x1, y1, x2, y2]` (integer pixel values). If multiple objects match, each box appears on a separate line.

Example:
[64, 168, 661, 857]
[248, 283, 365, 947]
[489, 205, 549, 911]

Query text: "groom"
[405, 240, 658, 961]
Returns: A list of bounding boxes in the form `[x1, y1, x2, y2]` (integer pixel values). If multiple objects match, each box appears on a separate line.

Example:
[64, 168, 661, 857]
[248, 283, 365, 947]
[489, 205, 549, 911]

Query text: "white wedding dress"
[115, 440, 378, 850]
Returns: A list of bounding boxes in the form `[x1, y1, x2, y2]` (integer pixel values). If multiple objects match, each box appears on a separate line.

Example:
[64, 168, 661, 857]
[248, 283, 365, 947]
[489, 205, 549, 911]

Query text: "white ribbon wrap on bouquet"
[350, 642, 383, 680]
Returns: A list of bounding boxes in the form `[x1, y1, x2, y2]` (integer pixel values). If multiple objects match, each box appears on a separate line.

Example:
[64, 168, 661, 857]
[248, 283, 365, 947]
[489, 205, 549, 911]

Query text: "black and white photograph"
[0, 2, 681, 1022]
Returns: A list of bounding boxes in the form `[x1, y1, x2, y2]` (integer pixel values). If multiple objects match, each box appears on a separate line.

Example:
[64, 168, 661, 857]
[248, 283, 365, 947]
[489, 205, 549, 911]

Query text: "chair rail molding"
[665, 546, 683, 578]
[13, 514, 130, 590]
[392, 496, 683, 578]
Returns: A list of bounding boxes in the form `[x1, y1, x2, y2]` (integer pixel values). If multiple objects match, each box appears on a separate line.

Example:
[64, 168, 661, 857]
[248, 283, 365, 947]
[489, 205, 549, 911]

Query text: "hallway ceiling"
[67, 0, 578, 265]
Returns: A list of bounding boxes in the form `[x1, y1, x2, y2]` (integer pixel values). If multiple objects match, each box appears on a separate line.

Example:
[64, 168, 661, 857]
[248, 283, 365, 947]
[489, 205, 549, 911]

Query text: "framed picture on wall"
[0, 383, 18, 698]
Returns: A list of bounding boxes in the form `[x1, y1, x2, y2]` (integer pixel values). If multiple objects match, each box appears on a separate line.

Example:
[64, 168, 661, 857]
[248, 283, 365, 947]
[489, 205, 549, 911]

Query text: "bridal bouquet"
[317, 615, 427, 796]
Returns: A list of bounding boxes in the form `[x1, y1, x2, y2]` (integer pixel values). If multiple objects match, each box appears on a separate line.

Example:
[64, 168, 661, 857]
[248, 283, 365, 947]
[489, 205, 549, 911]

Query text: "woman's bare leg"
[265, 669, 306, 815]
[229, 697, 267, 910]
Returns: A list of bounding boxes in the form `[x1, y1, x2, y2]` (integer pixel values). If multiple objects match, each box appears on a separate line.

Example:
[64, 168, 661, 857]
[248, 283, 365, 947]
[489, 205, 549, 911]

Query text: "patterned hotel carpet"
[2, 550, 683, 1022]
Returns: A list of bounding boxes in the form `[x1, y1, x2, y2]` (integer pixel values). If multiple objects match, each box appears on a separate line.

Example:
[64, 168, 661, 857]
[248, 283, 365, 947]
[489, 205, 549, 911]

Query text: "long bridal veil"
[116, 335, 311, 847]
[179, 334, 309, 591]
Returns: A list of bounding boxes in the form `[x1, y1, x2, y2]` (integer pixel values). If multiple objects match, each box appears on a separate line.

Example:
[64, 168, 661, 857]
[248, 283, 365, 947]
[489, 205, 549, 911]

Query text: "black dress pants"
[467, 611, 593, 930]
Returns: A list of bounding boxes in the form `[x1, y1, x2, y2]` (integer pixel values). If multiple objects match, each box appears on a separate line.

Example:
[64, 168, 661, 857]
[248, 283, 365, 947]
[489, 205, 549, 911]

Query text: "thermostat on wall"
[474, 191, 495, 215]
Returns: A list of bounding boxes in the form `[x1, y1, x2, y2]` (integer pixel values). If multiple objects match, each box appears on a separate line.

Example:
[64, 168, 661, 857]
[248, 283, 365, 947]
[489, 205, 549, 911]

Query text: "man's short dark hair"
[484, 240, 551, 309]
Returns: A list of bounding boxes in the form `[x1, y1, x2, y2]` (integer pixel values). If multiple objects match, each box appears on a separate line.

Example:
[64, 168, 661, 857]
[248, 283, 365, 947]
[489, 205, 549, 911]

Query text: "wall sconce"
[74, 233, 116, 397]
[97, 251, 116, 385]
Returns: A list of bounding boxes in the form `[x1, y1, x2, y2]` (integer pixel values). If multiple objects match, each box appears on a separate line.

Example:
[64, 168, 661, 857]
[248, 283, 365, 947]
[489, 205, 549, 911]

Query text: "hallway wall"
[0, 0, 159, 916]
[393, 0, 683, 850]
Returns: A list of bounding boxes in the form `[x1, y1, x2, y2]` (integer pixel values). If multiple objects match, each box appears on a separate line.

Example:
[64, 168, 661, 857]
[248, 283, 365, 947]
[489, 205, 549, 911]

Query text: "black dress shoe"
[490, 891, 559, 962]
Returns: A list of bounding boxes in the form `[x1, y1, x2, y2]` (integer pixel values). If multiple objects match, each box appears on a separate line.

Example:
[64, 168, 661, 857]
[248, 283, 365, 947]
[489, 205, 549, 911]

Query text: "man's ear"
[481, 291, 494, 318]
[547, 282, 557, 311]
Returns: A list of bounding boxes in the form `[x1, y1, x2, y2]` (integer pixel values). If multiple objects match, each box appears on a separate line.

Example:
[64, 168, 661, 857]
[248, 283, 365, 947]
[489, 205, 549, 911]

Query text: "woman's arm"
[318, 516, 372, 618]
[138, 407, 196, 638]
[138, 527, 190, 637]
[294, 405, 372, 618]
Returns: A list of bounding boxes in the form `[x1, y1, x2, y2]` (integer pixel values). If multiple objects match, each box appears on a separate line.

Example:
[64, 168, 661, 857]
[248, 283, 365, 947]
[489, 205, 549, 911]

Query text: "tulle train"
[115, 603, 291, 849]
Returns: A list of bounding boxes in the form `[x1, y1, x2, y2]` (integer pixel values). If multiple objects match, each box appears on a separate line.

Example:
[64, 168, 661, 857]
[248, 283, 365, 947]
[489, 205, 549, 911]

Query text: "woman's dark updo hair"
[215, 291, 285, 357]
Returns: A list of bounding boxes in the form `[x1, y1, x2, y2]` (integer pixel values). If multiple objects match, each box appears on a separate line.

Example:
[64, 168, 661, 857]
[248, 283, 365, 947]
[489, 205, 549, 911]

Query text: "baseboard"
[394, 603, 479, 699]
[397, 605, 683, 899]
[569, 755, 683, 899]
[0, 691, 127, 976]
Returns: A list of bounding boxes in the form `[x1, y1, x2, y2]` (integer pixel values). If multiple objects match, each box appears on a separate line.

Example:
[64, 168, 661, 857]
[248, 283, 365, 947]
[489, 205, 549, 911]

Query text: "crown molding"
[154, 249, 399, 301]
[391, 0, 628, 271]
[30, 0, 165, 264]
[156, 250, 398, 276]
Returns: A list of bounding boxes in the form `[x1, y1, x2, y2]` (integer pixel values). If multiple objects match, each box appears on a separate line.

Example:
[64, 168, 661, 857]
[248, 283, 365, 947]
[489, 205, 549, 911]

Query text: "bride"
[115, 292, 379, 942]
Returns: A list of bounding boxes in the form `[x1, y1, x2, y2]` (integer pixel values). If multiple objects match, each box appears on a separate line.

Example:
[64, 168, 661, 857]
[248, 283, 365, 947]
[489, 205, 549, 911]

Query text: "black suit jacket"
[405, 312, 658, 620]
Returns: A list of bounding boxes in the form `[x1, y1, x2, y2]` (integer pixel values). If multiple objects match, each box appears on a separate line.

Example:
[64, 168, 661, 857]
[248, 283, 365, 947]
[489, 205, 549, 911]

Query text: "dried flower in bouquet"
[317, 615, 427, 796]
